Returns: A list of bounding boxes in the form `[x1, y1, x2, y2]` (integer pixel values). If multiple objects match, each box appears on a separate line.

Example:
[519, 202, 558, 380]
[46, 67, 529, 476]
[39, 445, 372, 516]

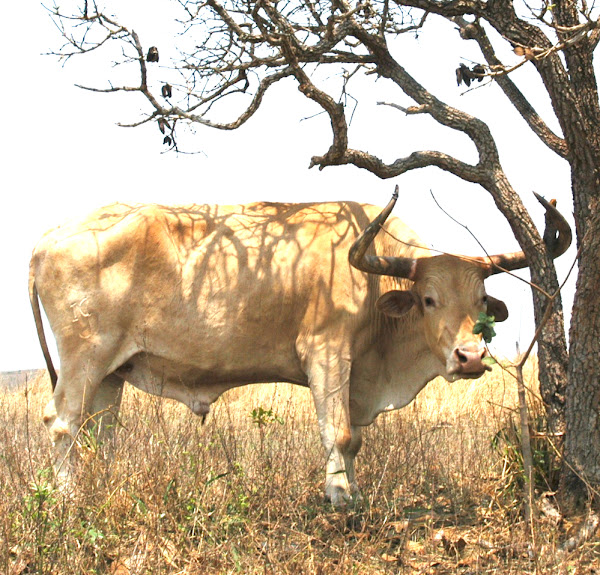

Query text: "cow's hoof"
[325, 486, 356, 510]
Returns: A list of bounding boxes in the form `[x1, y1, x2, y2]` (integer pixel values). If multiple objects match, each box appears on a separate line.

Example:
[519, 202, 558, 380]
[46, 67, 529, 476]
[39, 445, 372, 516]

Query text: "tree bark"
[490, 173, 569, 437]
[553, 0, 600, 509]
[562, 200, 600, 509]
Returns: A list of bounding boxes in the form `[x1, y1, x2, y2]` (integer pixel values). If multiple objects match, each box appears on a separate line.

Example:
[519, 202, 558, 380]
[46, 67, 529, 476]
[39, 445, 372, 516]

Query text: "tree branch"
[453, 16, 568, 159]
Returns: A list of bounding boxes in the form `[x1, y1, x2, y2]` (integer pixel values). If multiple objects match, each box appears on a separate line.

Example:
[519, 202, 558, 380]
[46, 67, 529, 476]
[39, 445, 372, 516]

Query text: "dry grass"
[1, 362, 598, 574]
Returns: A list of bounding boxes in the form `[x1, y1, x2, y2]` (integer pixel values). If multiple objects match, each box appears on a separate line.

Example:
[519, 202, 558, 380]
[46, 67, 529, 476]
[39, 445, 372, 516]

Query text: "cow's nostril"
[453, 346, 486, 374]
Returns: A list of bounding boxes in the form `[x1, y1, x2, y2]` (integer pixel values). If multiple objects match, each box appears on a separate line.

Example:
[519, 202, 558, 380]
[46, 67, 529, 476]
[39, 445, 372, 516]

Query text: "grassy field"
[0, 363, 598, 574]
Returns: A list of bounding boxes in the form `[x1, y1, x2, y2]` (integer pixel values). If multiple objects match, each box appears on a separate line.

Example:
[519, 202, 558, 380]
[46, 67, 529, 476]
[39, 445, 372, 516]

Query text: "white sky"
[0, 2, 575, 372]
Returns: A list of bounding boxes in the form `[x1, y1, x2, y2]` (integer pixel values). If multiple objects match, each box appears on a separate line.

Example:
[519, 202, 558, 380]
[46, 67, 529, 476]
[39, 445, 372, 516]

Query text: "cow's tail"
[28, 259, 58, 390]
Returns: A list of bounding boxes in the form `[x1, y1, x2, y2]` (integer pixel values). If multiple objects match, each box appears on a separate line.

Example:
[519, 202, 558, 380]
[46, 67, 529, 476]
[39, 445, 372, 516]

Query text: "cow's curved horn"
[349, 186, 417, 279]
[485, 192, 572, 274]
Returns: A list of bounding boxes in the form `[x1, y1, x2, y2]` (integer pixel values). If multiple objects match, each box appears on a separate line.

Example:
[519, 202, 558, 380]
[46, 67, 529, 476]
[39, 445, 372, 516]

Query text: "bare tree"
[49, 0, 600, 511]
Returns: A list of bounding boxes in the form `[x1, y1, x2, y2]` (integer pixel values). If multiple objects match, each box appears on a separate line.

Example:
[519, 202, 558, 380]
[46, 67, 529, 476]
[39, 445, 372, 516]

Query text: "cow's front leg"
[344, 425, 363, 496]
[305, 350, 355, 508]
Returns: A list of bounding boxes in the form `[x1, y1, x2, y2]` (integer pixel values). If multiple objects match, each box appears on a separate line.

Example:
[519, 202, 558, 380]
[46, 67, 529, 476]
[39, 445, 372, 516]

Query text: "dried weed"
[0, 362, 598, 574]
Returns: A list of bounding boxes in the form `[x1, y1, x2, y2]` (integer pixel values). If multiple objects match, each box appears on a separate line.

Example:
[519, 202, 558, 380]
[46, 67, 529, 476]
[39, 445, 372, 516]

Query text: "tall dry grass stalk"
[0, 361, 597, 574]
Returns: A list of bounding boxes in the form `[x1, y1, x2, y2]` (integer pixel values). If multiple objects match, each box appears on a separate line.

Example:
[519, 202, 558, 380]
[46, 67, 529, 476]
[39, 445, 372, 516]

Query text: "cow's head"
[349, 187, 571, 380]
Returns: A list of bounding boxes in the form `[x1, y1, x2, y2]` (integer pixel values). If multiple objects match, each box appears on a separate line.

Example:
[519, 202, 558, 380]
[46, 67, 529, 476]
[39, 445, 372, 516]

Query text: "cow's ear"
[487, 295, 509, 322]
[376, 290, 416, 318]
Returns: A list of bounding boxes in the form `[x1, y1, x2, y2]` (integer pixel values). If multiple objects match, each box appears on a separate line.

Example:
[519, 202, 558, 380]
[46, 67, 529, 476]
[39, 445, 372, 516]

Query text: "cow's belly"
[114, 351, 308, 416]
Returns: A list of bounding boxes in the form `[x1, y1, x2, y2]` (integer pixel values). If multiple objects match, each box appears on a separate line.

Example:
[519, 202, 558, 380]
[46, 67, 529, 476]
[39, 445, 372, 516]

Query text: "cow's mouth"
[460, 367, 490, 379]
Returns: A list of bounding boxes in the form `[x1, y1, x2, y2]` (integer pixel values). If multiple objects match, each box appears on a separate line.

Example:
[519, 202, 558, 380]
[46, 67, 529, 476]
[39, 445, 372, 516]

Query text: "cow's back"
[30, 200, 426, 386]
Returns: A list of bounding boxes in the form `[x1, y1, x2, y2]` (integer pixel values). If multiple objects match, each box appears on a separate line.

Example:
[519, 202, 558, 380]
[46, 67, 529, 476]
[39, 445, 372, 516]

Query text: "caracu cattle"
[29, 187, 570, 507]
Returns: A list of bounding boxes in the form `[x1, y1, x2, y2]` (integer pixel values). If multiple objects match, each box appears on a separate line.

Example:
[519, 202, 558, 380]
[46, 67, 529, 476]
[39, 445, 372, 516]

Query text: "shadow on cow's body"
[29, 190, 570, 507]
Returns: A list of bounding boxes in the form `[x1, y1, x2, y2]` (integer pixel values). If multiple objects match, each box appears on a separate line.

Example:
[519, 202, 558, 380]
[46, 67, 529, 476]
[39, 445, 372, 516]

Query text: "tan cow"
[29, 188, 570, 506]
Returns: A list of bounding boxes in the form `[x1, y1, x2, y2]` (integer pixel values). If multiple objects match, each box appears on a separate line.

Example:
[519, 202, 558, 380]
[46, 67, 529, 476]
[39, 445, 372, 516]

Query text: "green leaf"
[474, 312, 497, 344]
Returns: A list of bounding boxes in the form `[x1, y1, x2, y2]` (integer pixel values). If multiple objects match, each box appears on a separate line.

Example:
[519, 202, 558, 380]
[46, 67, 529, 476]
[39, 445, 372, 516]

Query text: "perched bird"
[147, 46, 159, 63]
[471, 64, 485, 79]
[456, 63, 485, 87]
[158, 118, 171, 134]
[456, 63, 472, 87]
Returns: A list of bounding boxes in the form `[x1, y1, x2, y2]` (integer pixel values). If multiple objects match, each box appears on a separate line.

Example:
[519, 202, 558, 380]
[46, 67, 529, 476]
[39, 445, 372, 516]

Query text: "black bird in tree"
[147, 46, 159, 62]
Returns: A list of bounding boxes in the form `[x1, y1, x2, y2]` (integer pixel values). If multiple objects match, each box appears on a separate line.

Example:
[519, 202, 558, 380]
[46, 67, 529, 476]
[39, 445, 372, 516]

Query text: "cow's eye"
[424, 296, 436, 308]
[482, 295, 488, 305]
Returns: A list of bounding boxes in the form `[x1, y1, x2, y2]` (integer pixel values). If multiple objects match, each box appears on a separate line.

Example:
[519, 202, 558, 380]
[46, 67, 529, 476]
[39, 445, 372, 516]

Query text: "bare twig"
[515, 340, 536, 530]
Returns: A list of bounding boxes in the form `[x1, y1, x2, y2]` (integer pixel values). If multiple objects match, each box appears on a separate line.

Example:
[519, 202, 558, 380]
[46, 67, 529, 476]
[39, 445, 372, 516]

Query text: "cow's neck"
[349, 313, 443, 425]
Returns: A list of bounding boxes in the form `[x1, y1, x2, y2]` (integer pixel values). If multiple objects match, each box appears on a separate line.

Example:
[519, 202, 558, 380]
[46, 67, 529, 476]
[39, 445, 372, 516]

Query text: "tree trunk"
[560, 126, 600, 508]
[562, 199, 600, 509]
[490, 173, 568, 437]
[546, 2, 600, 509]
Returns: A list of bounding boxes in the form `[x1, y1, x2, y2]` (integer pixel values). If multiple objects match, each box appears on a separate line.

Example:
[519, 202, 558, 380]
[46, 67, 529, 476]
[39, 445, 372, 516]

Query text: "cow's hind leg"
[43, 360, 114, 485]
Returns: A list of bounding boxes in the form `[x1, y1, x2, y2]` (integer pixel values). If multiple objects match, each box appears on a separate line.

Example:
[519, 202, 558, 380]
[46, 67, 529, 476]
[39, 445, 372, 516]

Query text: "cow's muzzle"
[448, 344, 490, 378]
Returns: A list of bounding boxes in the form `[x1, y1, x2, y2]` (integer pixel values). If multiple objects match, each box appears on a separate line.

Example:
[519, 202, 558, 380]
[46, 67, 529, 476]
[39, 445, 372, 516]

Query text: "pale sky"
[0, 2, 575, 372]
